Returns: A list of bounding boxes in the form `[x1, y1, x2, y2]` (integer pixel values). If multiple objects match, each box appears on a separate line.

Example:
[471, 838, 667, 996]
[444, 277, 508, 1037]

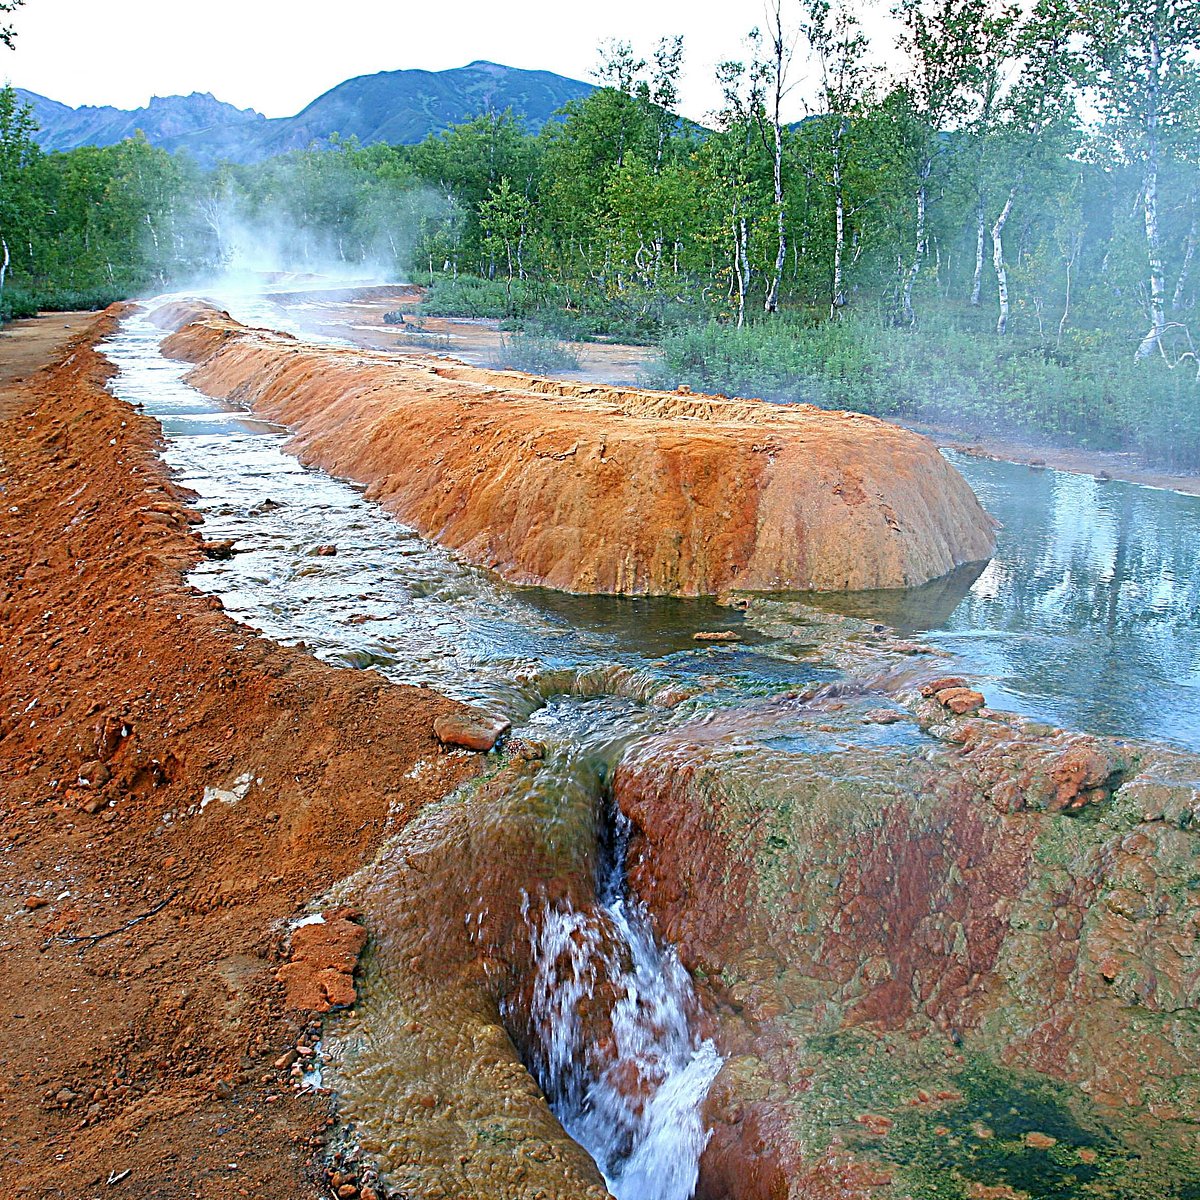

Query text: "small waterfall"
[515, 813, 722, 1200]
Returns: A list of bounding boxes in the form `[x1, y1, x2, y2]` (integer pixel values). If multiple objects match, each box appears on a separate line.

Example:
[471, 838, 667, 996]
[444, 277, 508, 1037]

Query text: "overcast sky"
[5, 0, 904, 123]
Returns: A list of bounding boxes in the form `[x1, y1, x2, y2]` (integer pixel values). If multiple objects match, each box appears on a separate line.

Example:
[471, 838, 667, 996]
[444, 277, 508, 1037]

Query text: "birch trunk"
[0, 236, 8, 295]
[764, 22, 787, 314]
[1135, 33, 1167, 360]
[971, 194, 986, 306]
[992, 186, 1016, 335]
[831, 120, 847, 315]
[734, 213, 750, 328]
[901, 161, 930, 325]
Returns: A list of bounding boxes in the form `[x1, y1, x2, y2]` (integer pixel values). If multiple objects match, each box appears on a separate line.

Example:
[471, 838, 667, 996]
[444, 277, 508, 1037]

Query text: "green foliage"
[647, 312, 1200, 469]
[490, 331, 582, 374]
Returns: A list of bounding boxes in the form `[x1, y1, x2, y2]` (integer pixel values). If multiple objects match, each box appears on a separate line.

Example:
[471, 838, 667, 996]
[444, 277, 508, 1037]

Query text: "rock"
[81, 795, 108, 815]
[24, 895, 48, 910]
[55, 1088, 78, 1105]
[275, 907, 368, 1013]
[273, 1050, 298, 1071]
[313, 544, 338, 557]
[1024, 1132, 1058, 1149]
[934, 686, 985, 715]
[694, 630, 742, 643]
[920, 676, 967, 697]
[200, 539, 238, 560]
[863, 708, 904, 725]
[77, 760, 111, 787]
[159, 303, 998, 596]
[433, 711, 511, 753]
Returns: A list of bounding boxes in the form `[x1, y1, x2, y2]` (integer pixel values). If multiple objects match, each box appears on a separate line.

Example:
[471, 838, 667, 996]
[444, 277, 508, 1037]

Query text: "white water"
[520, 838, 722, 1200]
[104, 305, 726, 1200]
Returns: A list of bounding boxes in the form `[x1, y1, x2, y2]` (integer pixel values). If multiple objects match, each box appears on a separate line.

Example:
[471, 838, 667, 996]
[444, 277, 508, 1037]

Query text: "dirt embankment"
[155, 302, 998, 597]
[0, 309, 479, 1199]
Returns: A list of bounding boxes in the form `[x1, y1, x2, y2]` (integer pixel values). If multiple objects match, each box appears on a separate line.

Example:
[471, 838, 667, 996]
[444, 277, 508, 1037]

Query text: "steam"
[184, 155, 460, 296]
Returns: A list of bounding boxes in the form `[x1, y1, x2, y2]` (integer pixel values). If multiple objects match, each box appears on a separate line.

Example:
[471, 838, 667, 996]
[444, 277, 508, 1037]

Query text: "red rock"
[863, 708, 904, 725]
[275, 909, 368, 1013]
[159, 304, 998, 596]
[23, 895, 48, 910]
[77, 759, 111, 787]
[314, 544, 338, 557]
[934, 686, 985, 715]
[694, 631, 742, 643]
[433, 711, 511, 752]
[920, 676, 967, 697]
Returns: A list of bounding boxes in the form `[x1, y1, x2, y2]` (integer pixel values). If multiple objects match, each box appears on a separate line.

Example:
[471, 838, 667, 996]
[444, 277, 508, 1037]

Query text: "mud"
[0, 308, 481, 1198]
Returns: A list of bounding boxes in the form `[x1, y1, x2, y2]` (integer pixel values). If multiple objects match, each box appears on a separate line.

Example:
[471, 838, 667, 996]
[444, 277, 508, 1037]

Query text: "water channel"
[102, 300, 1200, 1199]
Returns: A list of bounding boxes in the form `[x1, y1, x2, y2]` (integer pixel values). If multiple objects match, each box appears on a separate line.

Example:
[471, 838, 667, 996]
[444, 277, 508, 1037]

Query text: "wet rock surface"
[609, 603, 1200, 1198]
[155, 301, 997, 596]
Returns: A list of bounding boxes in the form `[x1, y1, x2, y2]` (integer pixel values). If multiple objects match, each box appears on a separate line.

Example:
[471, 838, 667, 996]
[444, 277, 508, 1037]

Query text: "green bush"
[490, 331, 581, 374]
[0, 284, 129, 324]
[644, 314, 1200, 471]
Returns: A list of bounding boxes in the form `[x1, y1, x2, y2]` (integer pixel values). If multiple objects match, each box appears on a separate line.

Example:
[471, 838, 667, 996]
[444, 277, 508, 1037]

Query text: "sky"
[4, 0, 904, 123]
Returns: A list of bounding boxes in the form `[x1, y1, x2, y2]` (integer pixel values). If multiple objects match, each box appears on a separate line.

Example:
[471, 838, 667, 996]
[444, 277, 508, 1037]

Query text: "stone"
[275, 908, 368, 1013]
[694, 631, 742, 643]
[863, 708, 904, 725]
[934, 686, 985, 715]
[23, 895, 48, 910]
[433, 711, 511, 753]
[77, 760, 111, 787]
[313, 544, 338, 557]
[200, 539, 237, 560]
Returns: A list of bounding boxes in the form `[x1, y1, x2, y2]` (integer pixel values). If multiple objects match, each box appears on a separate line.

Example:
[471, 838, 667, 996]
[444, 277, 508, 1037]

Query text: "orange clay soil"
[0, 307, 480, 1199]
[154, 301, 998, 597]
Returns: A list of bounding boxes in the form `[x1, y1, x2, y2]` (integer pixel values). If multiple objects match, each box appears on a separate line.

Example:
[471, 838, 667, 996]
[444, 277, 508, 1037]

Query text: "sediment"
[153, 301, 997, 597]
[611, 604, 1200, 1199]
[0, 308, 490, 1197]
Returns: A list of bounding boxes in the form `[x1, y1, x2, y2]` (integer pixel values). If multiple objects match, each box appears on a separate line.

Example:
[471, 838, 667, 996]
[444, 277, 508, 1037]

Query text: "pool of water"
[804, 453, 1200, 749]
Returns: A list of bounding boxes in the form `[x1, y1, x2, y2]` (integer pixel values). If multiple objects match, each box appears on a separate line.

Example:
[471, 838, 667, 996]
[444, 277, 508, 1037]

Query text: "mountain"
[15, 62, 594, 166]
[14, 89, 265, 154]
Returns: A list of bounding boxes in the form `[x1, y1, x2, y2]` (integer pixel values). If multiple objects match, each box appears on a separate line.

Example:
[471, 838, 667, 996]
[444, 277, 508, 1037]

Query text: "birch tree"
[894, 0, 992, 324]
[803, 0, 876, 314]
[1074, 0, 1200, 359]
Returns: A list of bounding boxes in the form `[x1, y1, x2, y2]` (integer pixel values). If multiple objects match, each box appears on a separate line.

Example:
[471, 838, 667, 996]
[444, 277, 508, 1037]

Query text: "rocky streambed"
[95, 302, 1200, 1200]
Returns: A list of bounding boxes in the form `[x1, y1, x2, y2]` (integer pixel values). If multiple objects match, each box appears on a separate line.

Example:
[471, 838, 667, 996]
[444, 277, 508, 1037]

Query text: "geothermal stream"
[103, 308, 758, 1197]
[101, 297, 1200, 1196]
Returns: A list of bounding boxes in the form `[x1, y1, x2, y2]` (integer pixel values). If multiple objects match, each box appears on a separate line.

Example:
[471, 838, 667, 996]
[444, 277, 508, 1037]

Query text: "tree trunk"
[0, 236, 9, 295]
[1135, 33, 1166, 360]
[992, 185, 1016, 335]
[901, 162, 930, 325]
[764, 18, 787, 314]
[733, 212, 750, 328]
[971, 193, 986, 306]
[831, 121, 847, 316]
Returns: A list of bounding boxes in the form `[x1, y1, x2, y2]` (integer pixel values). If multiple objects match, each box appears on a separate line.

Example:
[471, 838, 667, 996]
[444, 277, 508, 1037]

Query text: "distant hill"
[15, 62, 594, 166]
[14, 89, 265, 155]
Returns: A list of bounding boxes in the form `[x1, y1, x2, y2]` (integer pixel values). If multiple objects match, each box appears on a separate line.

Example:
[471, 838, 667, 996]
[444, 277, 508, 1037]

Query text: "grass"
[643, 314, 1200, 472]
[1, 284, 130, 323]
[489, 331, 581, 374]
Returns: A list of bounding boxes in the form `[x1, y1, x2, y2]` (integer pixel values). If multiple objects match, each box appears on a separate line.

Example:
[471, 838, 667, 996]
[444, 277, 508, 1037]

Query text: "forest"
[3, 0, 1200, 466]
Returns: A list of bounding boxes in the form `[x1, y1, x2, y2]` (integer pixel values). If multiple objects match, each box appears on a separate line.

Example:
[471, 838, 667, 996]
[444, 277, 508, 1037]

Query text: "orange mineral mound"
[155, 300, 997, 596]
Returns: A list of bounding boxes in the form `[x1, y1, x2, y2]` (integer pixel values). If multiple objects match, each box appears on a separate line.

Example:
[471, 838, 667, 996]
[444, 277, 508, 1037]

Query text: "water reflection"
[809, 453, 1200, 748]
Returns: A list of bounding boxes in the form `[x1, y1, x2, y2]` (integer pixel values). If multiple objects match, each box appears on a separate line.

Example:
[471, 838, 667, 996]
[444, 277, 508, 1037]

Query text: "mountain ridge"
[14, 61, 595, 166]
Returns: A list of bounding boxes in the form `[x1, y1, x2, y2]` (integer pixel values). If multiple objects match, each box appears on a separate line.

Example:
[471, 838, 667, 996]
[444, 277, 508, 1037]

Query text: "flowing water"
[102, 300, 1200, 1198]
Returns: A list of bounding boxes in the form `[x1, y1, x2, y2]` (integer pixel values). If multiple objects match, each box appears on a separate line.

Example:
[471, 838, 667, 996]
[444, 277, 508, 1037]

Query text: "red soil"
[0, 309, 478, 1198]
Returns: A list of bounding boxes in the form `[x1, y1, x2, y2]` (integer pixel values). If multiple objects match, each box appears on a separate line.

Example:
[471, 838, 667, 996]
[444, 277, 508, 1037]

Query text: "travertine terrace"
[153, 300, 998, 597]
